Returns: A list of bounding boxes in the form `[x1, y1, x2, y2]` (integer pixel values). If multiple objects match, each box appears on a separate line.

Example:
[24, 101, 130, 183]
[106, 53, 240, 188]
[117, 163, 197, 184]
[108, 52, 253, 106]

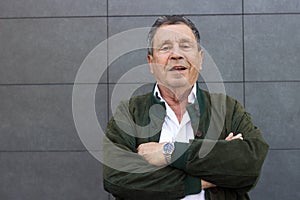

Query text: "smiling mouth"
[169, 66, 187, 71]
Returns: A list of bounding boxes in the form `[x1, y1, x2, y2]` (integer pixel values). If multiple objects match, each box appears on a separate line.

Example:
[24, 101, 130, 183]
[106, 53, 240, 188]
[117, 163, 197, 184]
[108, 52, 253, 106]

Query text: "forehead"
[153, 23, 197, 44]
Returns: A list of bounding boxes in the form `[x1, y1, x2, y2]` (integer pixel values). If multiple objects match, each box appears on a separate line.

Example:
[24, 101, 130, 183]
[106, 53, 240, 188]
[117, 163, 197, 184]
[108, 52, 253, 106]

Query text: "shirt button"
[194, 104, 199, 111]
[196, 130, 203, 137]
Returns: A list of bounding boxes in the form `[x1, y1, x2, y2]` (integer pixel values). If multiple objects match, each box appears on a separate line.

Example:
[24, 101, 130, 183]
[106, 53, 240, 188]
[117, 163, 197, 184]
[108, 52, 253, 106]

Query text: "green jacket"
[103, 84, 269, 200]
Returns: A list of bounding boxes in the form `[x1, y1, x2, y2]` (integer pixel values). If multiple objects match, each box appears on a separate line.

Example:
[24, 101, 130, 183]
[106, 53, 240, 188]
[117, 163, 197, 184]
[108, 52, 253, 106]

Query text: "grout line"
[0, 83, 108, 86]
[242, 0, 246, 108]
[107, 13, 243, 18]
[243, 12, 300, 16]
[0, 80, 300, 87]
[0, 148, 299, 153]
[0, 150, 89, 153]
[245, 80, 300, 83]
[269, 148, 300, 151]
[1, 12, 299, 20]
[97, 12, 300, 18]
[0, 15, 107, 20]
[106, 0, 110, 124]
[105, 80, 300, 84]
[0, 149, 103, 153]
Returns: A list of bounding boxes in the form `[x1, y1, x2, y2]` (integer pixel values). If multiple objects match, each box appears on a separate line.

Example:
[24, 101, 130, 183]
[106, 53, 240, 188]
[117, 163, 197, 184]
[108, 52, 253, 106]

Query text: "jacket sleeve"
[170, 97, 269, 193]
[102, 101, 202, 200]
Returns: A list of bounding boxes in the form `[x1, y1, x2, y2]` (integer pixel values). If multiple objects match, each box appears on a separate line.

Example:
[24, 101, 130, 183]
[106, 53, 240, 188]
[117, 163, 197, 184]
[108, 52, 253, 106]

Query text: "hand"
[225, 132, 243, 141]
[201, 179, 216, 189]
[137, 142, 166, 166]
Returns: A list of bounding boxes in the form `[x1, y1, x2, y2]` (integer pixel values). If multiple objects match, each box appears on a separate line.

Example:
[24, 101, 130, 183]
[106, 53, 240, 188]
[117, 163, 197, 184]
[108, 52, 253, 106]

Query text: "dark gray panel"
[0, 18, 107, 84]
[108, 83, 153, 119]
[245, 15, 300, 81]
[191, 16, 243, 82]
[245, 0, 300, 13]
[108, 0, 242, 15]
[199, 82, 244, 106]
[245, 82, 300, 149]
[108, 16, 243, 83]
[0, 0, 107, 17]
[108, 17, 155, 83]
[0, 151, 109, 200]
[108, 49, 151, 83]
[249, 150, 300, 200]
[221, 83, 244, 105]
[108, 17, 156, 36]
[0, 84, 108, 151]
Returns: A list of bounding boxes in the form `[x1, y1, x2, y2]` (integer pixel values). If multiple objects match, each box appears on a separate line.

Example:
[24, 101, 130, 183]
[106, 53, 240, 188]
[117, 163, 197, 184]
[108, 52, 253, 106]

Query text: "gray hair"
[147, 15, 201, 55]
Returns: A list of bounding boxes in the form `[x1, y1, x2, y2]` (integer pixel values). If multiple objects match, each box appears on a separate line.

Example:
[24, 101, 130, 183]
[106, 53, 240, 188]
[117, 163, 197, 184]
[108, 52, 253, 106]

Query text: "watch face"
[163, 143, 174, 154]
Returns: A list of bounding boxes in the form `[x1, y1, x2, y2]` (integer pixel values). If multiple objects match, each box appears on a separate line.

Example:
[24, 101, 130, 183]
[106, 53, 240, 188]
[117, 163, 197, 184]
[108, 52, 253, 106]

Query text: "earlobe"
[198, 50, 204, 70]
[147, 55, 152, 64]
[147, 55, 154, 74]
[199, 49, 204, 60]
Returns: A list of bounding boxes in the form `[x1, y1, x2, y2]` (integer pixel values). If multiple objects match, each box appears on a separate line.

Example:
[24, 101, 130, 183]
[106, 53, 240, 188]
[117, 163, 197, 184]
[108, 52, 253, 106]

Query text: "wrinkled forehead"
[153, 23, 197, 45]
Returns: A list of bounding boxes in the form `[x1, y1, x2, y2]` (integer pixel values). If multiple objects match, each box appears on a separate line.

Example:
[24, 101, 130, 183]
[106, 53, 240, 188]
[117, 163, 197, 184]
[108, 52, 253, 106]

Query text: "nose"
[170, 46, 184, 60]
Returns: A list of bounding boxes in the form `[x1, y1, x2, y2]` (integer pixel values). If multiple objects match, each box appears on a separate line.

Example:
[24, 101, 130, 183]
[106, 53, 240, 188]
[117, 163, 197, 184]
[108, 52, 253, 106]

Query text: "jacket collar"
[149, 82, 210, 138]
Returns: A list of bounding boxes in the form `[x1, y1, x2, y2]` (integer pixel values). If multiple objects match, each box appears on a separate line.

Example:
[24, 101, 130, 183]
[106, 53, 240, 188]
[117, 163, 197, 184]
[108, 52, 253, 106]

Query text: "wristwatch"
[163, 142, 175, 164]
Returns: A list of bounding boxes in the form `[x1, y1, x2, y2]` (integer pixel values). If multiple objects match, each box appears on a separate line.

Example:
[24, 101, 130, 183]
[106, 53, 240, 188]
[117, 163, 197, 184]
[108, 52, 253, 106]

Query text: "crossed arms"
[103, 95, 269, 199]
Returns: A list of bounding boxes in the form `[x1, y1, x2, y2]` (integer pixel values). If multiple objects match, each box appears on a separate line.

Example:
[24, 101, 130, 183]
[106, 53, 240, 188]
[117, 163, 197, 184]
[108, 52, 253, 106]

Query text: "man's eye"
[160, 45, 171, 51]
[180, 44, 192, 49]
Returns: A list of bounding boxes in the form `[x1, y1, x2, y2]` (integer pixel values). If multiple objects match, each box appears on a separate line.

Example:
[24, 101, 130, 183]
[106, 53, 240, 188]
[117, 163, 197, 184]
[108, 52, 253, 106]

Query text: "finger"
[233, 133, 242, 138]
[231, 134, 243, 140]
[225, 132, 233, 140]
[137, 143, 146, 150]
[232, 136, 243, 140]
[137, 147, 142, 154]
[137, 144, 144, 154]
[226, 132, 233, 138]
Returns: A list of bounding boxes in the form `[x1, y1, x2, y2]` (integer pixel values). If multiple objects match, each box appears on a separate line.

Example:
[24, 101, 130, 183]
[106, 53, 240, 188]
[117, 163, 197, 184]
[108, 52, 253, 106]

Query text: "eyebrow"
[157, 38, 194, 46]
[157, 40, 172, 46]
[179, 38, 193, 43]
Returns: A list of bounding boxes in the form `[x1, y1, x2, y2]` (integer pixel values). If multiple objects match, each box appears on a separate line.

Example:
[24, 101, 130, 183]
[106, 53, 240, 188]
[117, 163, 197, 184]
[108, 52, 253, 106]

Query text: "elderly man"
[103, 15, 269, 200]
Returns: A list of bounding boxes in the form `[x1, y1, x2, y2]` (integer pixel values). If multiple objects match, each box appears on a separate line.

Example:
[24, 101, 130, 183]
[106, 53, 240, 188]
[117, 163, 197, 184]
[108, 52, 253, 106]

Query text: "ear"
[198, 49, 204, 71]
[147, 54, 154, 74]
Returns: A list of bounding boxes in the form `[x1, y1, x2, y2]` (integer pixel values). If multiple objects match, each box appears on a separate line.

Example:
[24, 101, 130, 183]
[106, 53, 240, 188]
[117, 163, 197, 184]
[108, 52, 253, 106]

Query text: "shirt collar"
[154, 83, 197, 104]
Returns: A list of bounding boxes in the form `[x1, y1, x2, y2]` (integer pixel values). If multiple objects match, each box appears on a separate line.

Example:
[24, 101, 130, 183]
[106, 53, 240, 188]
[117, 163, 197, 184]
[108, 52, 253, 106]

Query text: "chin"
[165, 80, 191, 90]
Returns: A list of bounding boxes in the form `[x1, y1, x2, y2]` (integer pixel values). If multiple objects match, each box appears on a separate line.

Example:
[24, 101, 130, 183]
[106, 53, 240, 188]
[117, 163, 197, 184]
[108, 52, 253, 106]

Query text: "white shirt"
[154, 84, 205, 200]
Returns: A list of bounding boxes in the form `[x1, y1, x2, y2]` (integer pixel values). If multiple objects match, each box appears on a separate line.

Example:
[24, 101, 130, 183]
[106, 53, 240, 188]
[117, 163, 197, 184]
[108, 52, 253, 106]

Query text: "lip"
[169, 65, 188, 71]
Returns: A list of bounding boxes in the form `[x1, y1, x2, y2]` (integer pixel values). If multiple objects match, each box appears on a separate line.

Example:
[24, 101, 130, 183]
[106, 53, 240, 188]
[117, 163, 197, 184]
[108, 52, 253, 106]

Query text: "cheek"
[151, 64, 164, 76]
[190, 54, 202, 69]
[153, 54, 169, 64]
[152, 58, 169, 71]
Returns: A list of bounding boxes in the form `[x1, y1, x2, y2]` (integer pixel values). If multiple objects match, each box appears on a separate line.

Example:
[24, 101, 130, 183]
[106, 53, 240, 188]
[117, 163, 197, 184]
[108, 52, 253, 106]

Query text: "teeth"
[173, 66, 186, 70]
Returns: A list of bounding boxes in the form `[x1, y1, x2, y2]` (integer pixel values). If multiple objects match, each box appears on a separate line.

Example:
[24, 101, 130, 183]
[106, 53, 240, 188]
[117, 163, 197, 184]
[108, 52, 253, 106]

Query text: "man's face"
[148, 23, 203, 90]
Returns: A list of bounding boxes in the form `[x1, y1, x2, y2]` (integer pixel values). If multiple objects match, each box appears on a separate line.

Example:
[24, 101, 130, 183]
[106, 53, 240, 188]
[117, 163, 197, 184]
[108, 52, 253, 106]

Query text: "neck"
[158, 84, 192, 104]
[158, 84, 193, 123]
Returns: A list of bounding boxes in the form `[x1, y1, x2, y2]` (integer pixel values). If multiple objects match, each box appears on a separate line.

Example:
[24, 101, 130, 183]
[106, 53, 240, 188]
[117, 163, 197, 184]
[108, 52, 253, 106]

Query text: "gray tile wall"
[1, 0, 299, 199]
